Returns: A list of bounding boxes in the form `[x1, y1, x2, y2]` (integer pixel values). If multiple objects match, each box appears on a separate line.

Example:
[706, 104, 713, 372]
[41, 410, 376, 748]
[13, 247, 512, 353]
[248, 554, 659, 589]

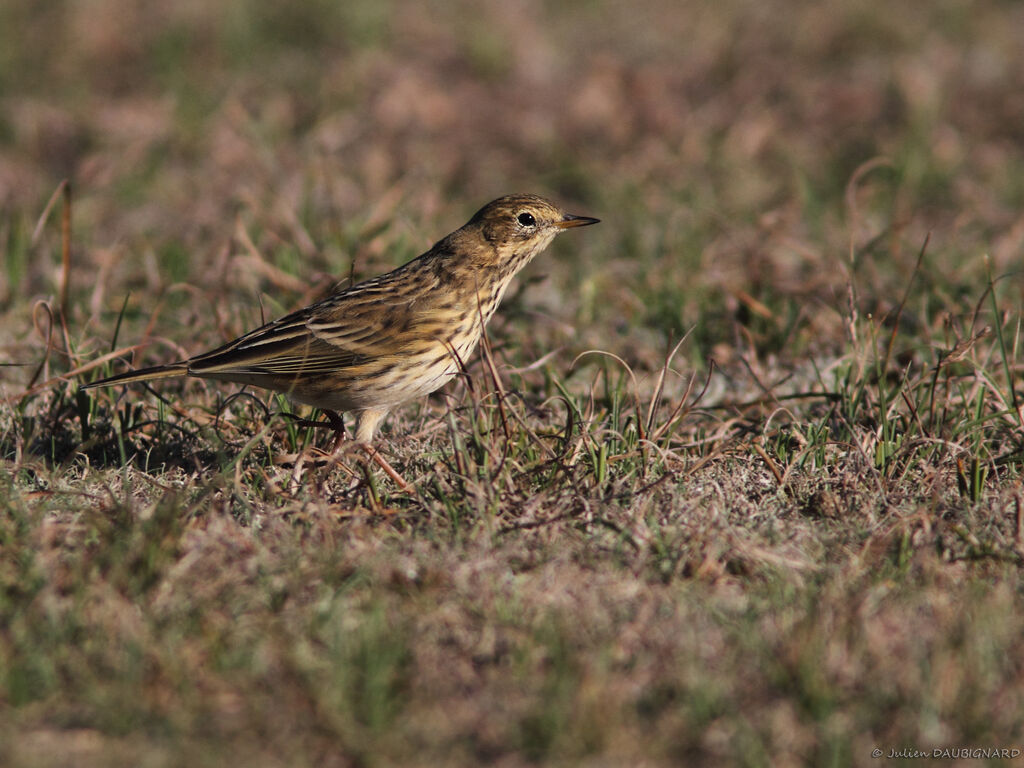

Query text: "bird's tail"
[81, 364, 189, 389]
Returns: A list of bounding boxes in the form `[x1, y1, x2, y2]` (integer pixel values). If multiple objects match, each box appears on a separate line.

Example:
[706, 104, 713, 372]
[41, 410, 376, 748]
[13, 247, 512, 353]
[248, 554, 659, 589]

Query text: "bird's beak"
[556, 213, 600, 229]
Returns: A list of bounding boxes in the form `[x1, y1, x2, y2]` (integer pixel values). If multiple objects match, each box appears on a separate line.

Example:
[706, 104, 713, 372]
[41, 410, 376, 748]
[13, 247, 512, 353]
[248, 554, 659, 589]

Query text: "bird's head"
[462, 194, 599, 271]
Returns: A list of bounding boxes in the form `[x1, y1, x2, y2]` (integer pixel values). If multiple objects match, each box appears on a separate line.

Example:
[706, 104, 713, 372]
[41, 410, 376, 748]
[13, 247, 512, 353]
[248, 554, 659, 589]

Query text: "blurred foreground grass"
[2, 1, 1024, 766]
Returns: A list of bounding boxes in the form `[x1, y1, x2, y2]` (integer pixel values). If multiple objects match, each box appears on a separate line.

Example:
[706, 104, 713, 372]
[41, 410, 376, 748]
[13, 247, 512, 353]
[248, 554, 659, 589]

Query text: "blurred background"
[4, 3, 1024, 765]
[2, 0, 1023, 375]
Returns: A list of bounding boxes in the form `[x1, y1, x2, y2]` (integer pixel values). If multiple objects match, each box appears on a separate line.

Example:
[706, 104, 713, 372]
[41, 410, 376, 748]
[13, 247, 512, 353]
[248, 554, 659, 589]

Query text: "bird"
[82, 194, 599, 484]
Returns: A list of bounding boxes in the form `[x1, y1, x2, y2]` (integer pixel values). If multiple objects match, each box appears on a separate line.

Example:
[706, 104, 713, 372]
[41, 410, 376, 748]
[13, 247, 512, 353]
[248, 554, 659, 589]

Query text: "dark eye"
[517, 212, 536, 227]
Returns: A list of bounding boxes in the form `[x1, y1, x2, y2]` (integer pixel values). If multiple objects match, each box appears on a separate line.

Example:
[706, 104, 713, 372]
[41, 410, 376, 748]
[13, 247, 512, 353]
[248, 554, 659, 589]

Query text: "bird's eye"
[517, 212, 536, 227]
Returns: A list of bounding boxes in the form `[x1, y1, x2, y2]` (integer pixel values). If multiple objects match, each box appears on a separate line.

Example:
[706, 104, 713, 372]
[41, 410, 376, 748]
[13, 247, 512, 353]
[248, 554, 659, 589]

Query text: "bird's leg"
[283, 409, 358, 485]
[290, 408, 412, 492]
[322, 409, 348, 453]
[358, 444, 412, 493]
[351, 408, 413, 493]
[279, 410, 353, 468]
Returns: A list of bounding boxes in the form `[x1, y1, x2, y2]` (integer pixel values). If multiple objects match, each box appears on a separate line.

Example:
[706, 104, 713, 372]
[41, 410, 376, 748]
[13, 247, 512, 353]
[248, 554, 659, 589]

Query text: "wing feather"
[181, 261, 457, 381]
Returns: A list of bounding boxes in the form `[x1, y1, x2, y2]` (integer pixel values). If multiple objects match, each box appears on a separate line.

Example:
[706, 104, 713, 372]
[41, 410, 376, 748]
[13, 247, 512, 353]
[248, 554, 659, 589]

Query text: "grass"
[3, 0, 1024, 765]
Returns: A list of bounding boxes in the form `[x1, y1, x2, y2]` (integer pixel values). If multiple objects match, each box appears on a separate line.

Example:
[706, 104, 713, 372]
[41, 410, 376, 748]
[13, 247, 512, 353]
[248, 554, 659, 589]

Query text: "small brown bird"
[83, 194, 598, 480]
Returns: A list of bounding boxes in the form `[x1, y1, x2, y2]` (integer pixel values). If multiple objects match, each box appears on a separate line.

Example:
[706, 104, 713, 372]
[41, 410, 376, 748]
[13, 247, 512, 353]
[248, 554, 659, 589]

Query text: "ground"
[2, 1, 1024, 766]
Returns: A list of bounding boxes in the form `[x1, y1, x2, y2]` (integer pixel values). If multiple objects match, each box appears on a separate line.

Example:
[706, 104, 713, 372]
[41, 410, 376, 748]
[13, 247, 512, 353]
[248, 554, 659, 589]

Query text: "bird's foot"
[281, 411, 412, 493]
[356, 443, 414, 494]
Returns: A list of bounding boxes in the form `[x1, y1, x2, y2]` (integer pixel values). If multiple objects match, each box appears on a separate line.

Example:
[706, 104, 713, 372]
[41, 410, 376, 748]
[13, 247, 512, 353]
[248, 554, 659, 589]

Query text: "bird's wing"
[302, 268, 457, 361]
[184, 277, 453, 378]
[184, 308, 364, 377]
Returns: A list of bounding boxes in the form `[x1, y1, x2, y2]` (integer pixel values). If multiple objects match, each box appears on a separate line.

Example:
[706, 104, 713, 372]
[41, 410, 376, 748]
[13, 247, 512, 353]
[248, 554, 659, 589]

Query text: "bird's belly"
[285, 348, 470, 413]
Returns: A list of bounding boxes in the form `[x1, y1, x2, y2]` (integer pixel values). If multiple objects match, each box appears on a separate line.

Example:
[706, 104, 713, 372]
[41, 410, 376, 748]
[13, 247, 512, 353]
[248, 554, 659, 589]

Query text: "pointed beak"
[555, 213, 600, 229]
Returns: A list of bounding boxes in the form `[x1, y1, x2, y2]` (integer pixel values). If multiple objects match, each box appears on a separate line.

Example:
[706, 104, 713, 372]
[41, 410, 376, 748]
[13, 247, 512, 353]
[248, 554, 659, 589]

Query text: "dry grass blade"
[60, 180, 72, 320]
[5, 344, 149, 403]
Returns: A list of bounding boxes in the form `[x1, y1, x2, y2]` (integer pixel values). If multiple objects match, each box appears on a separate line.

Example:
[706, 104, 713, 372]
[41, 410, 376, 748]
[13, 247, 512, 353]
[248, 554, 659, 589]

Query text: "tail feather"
[81, 363, 189, 389]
